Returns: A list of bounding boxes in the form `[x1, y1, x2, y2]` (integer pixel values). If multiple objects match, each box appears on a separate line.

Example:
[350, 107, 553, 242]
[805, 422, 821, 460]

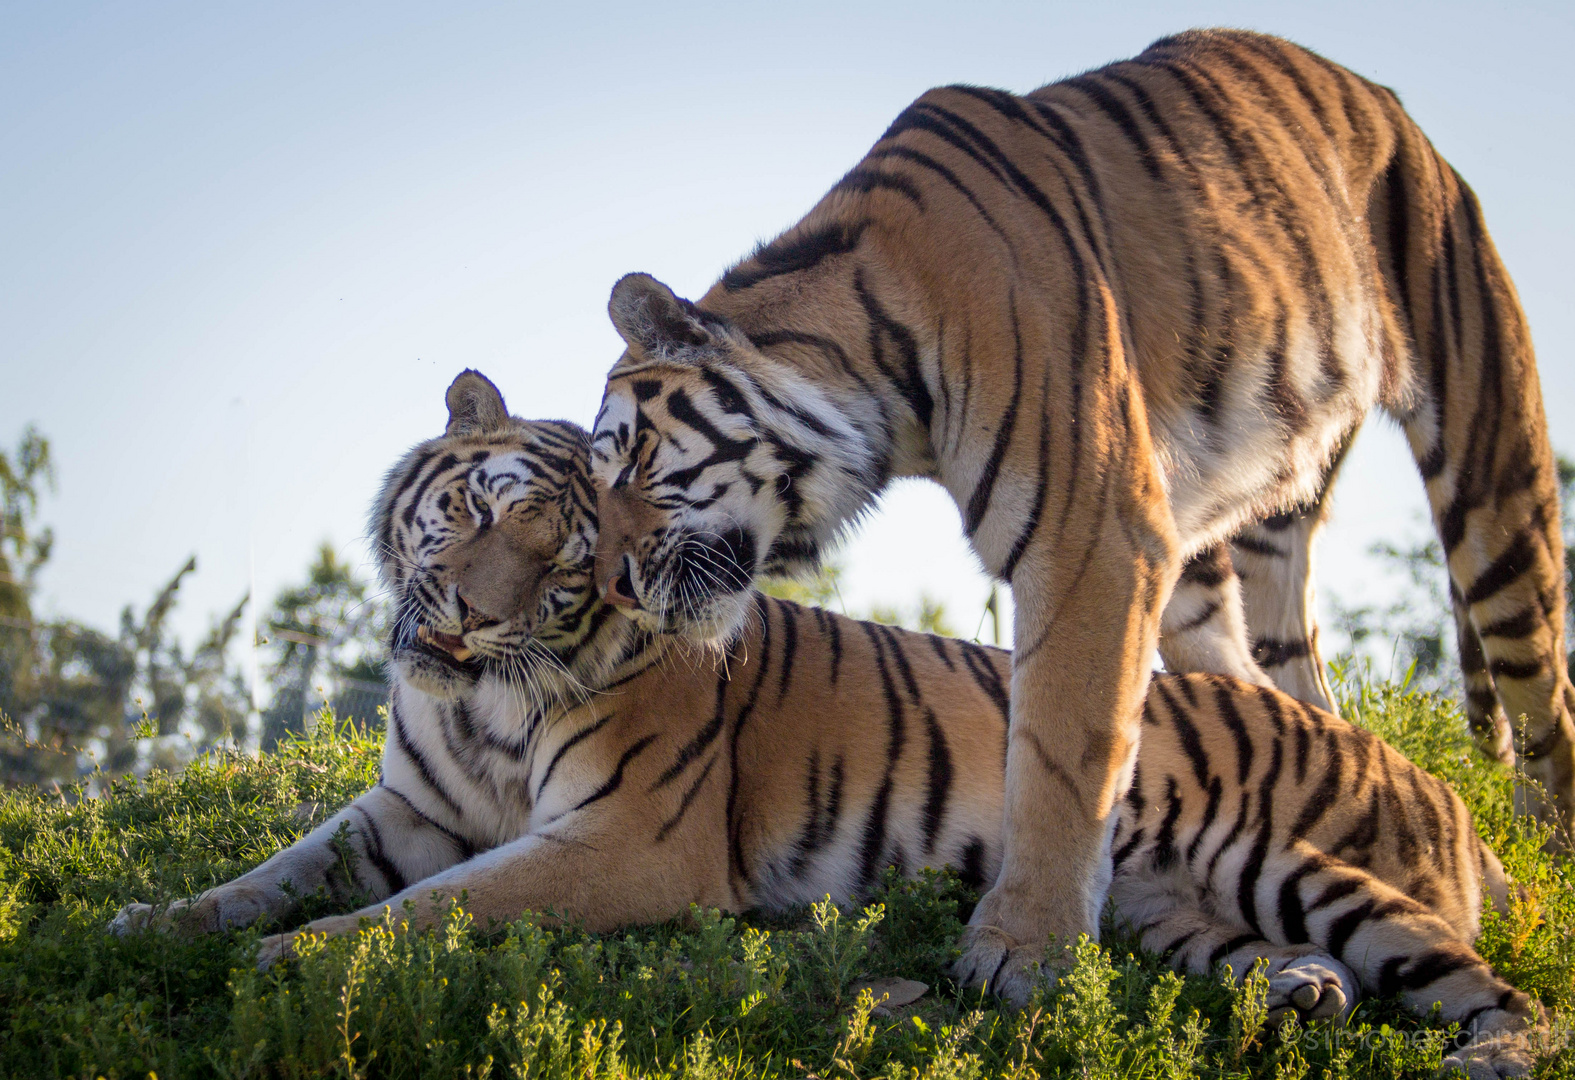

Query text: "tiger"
[584, 28, 1575, 1001]
[111, 372, 1545, 1076]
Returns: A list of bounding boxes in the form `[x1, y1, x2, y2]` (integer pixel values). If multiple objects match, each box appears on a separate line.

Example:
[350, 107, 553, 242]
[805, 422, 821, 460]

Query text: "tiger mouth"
[415, 625, 475, 664]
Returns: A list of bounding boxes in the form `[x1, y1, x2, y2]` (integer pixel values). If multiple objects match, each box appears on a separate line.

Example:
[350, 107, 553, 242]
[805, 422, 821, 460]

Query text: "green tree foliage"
[259, 542, 386, 750]
[0, 428, 250, 786]
[0, 427, 54, 729]
[1, 556, 251, 785]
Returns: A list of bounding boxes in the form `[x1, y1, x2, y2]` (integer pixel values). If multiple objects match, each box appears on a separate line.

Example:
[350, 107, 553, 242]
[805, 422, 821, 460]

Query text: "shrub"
[0, 693, 1571, 1079]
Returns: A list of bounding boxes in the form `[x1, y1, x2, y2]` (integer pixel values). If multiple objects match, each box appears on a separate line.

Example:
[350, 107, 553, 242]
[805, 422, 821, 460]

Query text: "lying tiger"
[113, 372, 1544, 1075]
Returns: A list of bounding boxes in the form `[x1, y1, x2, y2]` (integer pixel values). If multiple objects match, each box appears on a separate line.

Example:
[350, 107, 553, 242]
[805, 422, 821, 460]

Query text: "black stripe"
[1386, 948, 1478, 997]
[960, 643, 1010, 721]
[725, 598, 776, 896]
[1478, 607, 1541, 641]
[378, 783, 476, 860]
[747, 330, 886, 425]
[389, 702, 464, 819]
[776, 598, 799, 704]
[877, 624, 923, 702]
[920, 709, 953, 855]
[854, 269, 934, 430]
[378, 447, 439, 558]
[654, 754, 719, 843]
[1212, 679, 1254, 785]
[829, 166, 925, 208]
[351, 805, 407, 893]
[1158, 927, 1202, 958]
[1157, 680, 1211, 789]
[570, 733, 660, 813]
[1178, 547, 1230, 588]
[1458, 1000, 1508, 1034]
[1209, 933, 1262, 969]
[1325, 898, 1376, 960]
[856, 776, 896, 895]
[400, 452, 460, 530]
[1111, 826, 1147, 872]
[537, 711, 618, 800]
[827, 613, 844, 684]
[1203, 791, 1251, 886]
[1237, 738, 1283, 937]
[1184, 776, 1223, 866]
[652, 672, 731, 791]
[1174, 601, 1222, 634]
[1290, 716, 1313, 787]
[964, 292, 1024, 537]
[1252, 636, 1311, 668]
[1276, 861, 1319, 944]
[863, 145, 1011, 244]
[1489, 657, 1545, 682]
[1328, 785, 1382, 856]
[1003, 270, 1091, 580]
[1058, 74, 1166, 183]
[1462, 531, 1535, 606]
[721, 220, 871, 292]
[958, 837, 986, 891]
[1151, 778, 1184, 870]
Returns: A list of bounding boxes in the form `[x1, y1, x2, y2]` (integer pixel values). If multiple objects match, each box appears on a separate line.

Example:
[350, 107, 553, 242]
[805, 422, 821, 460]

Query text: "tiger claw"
[953, 925, 1048, 1009]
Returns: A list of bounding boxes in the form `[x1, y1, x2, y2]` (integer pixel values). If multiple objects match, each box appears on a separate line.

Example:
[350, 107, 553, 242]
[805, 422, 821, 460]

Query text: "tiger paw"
[111, 885, 271, 937]
[952, 924, 1047, 1009]
[109, 900, 165, 936]
[1438, 1033, 1536, 1079]
[255, 930, 301, 970]
[109, 895, 211, 935]
[255, 913, 367, 970]
[1438, 999, 1546, 1079]
[1261, 950, 1355, 1027]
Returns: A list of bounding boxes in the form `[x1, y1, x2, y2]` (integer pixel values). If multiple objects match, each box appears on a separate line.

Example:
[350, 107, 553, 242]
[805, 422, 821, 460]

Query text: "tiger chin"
[109, 371, 1547, 1078]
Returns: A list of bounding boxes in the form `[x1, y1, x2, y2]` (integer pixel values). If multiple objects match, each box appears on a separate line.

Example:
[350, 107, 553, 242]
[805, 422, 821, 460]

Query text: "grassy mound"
[1, 680, 1572, 1079]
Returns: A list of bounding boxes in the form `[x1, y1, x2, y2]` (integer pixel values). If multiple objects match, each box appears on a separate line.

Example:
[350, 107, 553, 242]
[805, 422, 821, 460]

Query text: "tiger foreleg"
[1158, 544, 1275, 690]
[255, 823, 727, 969]
[957, 467, 1176, 1008]
[110, 783, 469, 937]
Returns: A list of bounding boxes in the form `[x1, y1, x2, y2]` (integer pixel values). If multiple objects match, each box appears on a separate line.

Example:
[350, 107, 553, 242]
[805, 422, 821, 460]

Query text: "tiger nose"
[600, 557, 641, 609]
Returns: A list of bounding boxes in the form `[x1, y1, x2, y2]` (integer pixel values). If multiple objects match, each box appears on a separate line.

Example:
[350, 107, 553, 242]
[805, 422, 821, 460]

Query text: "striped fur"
[113, 392, 1544, 1075]
[586, 30, 1574, 998]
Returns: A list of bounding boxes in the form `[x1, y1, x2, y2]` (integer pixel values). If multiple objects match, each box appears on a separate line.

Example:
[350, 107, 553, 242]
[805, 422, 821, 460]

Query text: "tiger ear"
[608, 273, 715, 360]
[445, 370, 511, 436]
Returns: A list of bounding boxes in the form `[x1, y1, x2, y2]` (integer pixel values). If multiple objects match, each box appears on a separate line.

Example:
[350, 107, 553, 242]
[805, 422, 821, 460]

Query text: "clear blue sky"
[3, 1, 1571, 665]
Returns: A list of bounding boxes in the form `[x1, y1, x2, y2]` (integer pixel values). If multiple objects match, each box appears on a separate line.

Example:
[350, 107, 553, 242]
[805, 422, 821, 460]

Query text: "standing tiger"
[111, 375, 1546, 1077]
[585, 29, 1574, 1000]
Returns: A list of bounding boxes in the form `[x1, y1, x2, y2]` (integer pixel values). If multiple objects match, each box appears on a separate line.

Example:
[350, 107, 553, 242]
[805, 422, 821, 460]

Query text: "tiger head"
[372, 370, 618, 705]
[590, 273, 882, 647]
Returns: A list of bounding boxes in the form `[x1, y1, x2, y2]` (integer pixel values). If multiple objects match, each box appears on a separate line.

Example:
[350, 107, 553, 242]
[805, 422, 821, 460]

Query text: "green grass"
[1, 679, 1572, 1079]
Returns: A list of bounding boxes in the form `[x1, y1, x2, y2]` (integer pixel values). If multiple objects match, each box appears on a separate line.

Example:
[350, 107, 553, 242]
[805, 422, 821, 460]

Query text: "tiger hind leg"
[1374, 115, 1575, 842]
[1283, 852, 1544, 1076]
[1111, 880, 1354, 1025]
[1454, 591, 1517, 764]
[1158, 544, 1276, 690]
[1231, 506, 1337, 712]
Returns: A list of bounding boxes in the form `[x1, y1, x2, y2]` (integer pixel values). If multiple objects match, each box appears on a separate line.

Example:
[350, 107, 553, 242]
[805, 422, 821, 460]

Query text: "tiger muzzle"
[594, 485, 663, 610]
